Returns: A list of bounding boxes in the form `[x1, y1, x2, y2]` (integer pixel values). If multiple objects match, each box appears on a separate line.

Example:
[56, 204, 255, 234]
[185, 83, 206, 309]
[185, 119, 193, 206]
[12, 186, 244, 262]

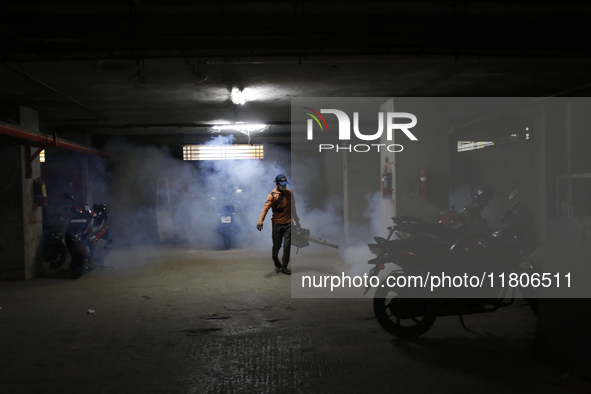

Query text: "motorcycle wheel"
[45, 241, 67, 270]
[373, 281, 437, 338]
[69, 255, 87, 279]
[520, 286, 539, 315]
[220, 228, 232, 250]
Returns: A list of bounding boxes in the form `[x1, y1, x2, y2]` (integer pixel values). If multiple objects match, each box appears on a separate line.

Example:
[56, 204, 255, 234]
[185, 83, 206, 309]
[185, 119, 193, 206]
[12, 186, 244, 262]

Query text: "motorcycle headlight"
[368, 244, 382, 256]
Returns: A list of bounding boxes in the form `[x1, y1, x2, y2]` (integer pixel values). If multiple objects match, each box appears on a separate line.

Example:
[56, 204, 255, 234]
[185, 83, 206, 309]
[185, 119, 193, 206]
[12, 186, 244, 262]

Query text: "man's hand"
[257, 223, 263, 231]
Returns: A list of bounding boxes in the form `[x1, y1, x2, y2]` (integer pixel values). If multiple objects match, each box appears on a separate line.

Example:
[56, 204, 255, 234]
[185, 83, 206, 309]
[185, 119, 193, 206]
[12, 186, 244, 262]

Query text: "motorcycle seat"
[397, 222, 460, 243]
[392, 216, 425, 224]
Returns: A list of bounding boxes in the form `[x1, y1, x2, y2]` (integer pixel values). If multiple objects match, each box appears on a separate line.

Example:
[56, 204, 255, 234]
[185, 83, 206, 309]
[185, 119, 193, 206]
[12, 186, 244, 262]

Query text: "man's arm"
[257, 193, 274, 230]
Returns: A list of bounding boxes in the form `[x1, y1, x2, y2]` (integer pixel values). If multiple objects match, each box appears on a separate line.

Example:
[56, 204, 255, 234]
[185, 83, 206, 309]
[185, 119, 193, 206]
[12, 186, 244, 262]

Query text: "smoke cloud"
[89, 136, 291, 250]
[85, 134, 384, 279]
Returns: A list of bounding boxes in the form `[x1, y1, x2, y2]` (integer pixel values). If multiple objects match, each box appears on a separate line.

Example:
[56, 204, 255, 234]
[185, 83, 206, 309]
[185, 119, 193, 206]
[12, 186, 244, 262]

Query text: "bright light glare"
[211, 124, 268, 133]
[236, 189, 242, 193]
[231, 87, 259, 105]
[183, 144, 264, 161]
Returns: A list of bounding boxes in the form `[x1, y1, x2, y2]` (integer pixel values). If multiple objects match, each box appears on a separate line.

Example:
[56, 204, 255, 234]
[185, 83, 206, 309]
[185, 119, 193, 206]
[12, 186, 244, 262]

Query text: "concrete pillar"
[0, 141, 26, 279]
[379, 99, 396, 233]
[0, 107, 43, 279]
[534, 98, 591, 378]
[342, 145, 349, 241]
[392, 98, 450, 222]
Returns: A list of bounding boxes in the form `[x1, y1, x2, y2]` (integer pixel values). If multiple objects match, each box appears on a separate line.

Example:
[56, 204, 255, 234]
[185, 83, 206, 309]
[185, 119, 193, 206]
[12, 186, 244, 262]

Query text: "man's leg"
[271, 222, 283, 269]
[281, 223, 292, 270]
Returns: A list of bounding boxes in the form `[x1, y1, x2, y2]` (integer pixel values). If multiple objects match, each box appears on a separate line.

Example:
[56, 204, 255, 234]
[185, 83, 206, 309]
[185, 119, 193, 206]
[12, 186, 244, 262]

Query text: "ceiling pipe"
[205, 55, 591, 65]
[2, 61, 107, 121]
[9, 52, 591, 63]
[0, 121, 109, 158]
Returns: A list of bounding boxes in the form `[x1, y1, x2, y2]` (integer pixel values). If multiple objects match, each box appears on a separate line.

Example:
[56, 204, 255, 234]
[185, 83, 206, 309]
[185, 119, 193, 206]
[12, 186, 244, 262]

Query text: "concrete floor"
[0, 245, 586, 394]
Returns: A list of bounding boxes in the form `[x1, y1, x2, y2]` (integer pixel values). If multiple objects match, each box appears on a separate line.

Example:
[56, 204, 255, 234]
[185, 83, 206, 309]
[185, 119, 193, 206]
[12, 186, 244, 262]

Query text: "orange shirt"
[258, 188, 299, 225]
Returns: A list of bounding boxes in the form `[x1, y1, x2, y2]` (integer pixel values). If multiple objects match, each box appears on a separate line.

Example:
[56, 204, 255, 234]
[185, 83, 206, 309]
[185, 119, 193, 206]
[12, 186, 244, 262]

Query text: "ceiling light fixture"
[230, 87, 258, 105]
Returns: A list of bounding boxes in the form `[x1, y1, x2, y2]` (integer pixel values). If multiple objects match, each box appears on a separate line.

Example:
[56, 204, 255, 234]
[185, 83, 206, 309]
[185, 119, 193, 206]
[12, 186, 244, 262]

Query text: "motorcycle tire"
[520, 286, 539, 315]
[69, 255, 87, 279]
[45, 241, 67, 270]
[220, 228, 232, 250]
[223, 234, 232, 250]
[373, 280, 437, 338]
[517, 263, 539, 315]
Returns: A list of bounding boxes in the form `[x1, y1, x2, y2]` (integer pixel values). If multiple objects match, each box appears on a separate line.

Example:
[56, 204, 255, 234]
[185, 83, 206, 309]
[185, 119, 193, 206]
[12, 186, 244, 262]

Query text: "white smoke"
[90, 136, 290, 249]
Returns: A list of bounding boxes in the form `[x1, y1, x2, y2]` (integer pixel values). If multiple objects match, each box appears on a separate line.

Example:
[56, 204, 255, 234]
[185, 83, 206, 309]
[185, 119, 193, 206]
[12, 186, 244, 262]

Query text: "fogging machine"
[292, 225, 338, 252]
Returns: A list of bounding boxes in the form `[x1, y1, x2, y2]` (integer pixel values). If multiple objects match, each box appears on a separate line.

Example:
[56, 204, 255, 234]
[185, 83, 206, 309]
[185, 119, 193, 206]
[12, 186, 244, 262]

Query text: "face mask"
[278, 184, 287, 191]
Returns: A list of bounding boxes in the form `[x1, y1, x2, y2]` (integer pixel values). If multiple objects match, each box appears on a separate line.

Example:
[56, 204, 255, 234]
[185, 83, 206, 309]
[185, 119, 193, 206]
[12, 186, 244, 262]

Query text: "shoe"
[282, 268, 291, 275]
[274, 260, 282, 273]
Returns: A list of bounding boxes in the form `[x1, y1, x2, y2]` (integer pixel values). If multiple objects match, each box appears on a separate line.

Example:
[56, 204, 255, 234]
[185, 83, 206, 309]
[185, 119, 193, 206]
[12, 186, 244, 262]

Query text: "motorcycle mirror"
[509, 188, 520, 200]
[64, 193, 75, 201]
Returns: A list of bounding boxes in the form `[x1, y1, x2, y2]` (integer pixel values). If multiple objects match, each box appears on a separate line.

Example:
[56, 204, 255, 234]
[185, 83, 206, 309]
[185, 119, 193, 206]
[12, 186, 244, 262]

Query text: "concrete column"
[535, 98, 591, 377]
[0, 107, 43, 280]
[342, 144, 349, 241]
[392, 98, 450, 222]
[0, 141, 43, 279]
[379, 99, 395, 233]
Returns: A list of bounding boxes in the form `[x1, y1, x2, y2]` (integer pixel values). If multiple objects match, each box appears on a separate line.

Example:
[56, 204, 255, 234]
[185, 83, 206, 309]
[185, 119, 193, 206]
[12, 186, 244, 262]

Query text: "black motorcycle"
[218, 202, 240, 249]
[368, 187, 538, 338]
[43, 223, 67, 270]
[213, 189, 243, 250]
[63, 194, 113, 279]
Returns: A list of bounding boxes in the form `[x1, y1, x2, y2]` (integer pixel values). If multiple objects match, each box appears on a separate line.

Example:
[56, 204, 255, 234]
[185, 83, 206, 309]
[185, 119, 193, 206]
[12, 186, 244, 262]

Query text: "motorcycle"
[43, 222, 67, 270]
[365, 186, 538, 338]
[63, 193, 113, 279]
[218, 202, 240, 249]
[213, 189, 243, 250]
[385, 186, 499, 245]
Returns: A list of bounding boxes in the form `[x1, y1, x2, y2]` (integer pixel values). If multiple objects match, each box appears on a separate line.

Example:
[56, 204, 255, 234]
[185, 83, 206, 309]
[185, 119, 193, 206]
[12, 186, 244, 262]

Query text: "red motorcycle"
[365, 186, 538, 338]
[63, 193, 113, 279]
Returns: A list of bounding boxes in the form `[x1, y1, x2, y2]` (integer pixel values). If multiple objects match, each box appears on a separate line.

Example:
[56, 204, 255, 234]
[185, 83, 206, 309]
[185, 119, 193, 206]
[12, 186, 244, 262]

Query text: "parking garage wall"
[394, 98, 450, 223]
[0, 137, 43, 279]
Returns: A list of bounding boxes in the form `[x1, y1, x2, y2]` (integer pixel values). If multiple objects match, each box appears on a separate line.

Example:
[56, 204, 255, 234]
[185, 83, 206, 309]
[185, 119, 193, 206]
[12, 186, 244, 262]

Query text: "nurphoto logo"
[303, 107, 418, 153]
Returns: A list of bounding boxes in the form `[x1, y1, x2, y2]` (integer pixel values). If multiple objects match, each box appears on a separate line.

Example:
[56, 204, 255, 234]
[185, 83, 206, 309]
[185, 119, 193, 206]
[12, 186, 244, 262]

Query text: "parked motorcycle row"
[365, 186, 539, 338]
[43, 193, 113, 279]
[44, 185, 249, 278]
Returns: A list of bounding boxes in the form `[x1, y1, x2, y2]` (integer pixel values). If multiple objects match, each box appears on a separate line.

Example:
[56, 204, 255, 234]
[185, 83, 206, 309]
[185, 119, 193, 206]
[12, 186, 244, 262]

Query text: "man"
[257, 174, 299, 275]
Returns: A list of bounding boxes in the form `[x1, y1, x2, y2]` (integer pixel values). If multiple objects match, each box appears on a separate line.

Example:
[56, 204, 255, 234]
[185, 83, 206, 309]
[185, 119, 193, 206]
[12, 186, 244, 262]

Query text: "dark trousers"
[272, 222, 291, 269]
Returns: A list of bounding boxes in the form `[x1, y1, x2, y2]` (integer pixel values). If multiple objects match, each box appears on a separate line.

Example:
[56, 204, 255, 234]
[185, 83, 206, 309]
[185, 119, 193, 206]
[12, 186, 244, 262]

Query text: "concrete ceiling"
[1, 1, 591, 145]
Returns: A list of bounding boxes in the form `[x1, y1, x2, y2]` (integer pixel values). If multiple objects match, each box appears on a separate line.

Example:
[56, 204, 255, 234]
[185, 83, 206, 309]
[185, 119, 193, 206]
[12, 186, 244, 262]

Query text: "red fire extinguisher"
[34, 178, 48, 206]
[382, 170, 392, 199]
[382, 159, 395, 199]
[419, 167, 428, 199]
